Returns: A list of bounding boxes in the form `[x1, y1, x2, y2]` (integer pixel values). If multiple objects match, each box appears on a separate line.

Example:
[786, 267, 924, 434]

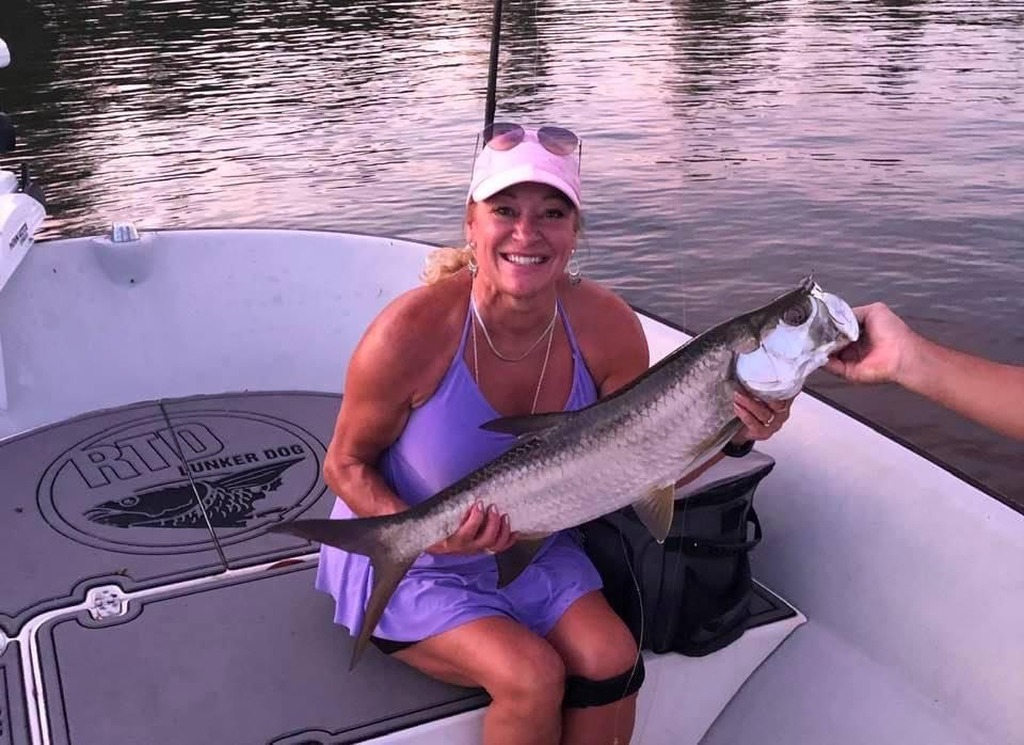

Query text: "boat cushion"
[28, 563, 798, 745]
[33, 563, 488, 745]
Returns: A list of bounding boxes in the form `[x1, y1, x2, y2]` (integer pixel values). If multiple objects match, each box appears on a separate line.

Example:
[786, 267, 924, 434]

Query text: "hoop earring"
[466, 241, 478, 277]
[567, 254, 582, 285]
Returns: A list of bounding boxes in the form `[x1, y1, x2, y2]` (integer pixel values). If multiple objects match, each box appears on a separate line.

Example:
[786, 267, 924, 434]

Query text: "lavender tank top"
[332, 298, 598, 569]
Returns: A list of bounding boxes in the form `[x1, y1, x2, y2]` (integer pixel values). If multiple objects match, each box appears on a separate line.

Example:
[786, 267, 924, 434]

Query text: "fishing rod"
[1, 38, 13, 155]
[484, 0, 503, 129]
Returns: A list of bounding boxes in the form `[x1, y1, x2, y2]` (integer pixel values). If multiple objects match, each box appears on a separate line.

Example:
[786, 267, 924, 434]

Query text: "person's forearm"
[324, 458, 409, 517]
[899, 336, 1024, 440]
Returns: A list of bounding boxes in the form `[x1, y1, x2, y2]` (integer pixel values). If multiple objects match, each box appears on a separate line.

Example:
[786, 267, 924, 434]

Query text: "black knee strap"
[563, 657, 646, 709]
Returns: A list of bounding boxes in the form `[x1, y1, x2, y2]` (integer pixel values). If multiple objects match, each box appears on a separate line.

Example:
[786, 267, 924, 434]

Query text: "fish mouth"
[810, 284, 859, 343]
[734, 282, 860, 400]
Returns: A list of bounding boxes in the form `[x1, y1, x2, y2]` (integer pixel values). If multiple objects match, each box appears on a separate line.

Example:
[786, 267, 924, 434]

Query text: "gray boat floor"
[0, 392, 794, 744]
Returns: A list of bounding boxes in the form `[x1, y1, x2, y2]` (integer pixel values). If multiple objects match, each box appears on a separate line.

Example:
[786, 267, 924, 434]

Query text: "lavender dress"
[315, 300, 603, 643]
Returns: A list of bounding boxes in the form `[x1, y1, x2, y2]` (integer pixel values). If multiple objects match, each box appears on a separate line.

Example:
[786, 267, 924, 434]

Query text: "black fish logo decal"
[83, 458, 303, 529]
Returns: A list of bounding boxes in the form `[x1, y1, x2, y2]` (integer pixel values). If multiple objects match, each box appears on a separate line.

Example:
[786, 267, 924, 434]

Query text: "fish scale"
[269, 277, 859, 668]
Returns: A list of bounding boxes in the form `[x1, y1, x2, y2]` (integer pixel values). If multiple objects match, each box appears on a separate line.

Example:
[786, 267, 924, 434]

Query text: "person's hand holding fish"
[824, 302, 909, 385]
[826, 302, 1024, 439]
[426, 501, 517, 555]
[732, 391, 793, 442]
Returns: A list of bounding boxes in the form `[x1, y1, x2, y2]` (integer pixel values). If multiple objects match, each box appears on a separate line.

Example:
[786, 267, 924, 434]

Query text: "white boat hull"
[0, 228, 1019, 744]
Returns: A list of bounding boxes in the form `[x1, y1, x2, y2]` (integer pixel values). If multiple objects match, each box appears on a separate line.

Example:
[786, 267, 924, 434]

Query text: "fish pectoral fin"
[692, 422, 746, 470]
[671, 421, 746, 485]
[632, 485, 677, 544]
[495, 536, 548, 588]
[479, 411, 575, 438]
[623, 426, 743, 545]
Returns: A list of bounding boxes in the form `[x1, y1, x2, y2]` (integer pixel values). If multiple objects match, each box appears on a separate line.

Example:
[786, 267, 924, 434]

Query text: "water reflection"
[667, 0, 790, 102]
[493, 0, 556, 114]
[0, 0, 1021, 501]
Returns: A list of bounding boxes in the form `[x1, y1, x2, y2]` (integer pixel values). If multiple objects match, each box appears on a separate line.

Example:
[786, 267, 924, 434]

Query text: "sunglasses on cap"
[480, 122, 581, 156]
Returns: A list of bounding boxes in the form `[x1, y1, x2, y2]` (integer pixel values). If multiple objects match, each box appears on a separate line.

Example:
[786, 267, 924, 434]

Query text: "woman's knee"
[556, 614, 643, 709]
[571, 620, 640, 682]
[487, 637, 567, 705]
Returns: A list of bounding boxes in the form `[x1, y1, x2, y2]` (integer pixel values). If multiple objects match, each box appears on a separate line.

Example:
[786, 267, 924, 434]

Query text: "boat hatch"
[2, 390, 802, 744]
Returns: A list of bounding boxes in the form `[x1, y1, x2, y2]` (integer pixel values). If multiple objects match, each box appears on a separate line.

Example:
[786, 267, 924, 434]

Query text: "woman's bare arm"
[323, 298, 432, 518]
[323, 285, 516, 553]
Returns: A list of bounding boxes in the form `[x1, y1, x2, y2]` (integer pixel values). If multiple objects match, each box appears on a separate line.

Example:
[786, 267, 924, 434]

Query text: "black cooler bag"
[580, 453, 774, 656]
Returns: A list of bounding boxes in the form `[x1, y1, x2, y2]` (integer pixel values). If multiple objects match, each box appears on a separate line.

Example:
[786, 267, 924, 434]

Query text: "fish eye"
[120, 496, 139, 507]
[782, 299, 812, 326]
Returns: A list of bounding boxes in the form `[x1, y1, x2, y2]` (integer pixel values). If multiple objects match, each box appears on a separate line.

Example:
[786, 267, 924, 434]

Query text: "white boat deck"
[0, 228, 1020, 744]
[0, 389, 802, 744]
[703, 622, 997, 745]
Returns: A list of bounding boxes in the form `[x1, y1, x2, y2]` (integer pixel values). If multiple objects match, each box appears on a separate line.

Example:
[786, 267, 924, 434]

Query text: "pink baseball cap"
[467, 125, 582, 208]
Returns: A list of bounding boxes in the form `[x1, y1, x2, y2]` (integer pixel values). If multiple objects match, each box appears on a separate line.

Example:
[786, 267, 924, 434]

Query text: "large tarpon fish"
[269, 276, 859, 668]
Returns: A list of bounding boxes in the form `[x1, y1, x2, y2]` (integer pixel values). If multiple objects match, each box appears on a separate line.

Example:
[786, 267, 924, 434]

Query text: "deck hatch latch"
[85, 586, 130, 621]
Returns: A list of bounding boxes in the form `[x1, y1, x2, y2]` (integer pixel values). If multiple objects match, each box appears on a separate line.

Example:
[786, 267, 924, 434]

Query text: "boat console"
[0, 36, 47, 293]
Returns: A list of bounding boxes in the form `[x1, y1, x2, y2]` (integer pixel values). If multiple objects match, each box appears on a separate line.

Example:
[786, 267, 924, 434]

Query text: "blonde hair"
[421, 244, 474, 285]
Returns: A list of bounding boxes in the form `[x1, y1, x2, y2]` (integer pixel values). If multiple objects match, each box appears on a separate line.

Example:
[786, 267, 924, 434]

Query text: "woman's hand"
[427, 502, 518, 555]
[732, 391, 794, 443]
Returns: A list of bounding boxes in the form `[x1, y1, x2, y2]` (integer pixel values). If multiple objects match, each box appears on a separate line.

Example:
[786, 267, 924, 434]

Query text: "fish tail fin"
[266, 517, 416, 670]
[266, 517, 390, 555]
[352, 554, 416, 670]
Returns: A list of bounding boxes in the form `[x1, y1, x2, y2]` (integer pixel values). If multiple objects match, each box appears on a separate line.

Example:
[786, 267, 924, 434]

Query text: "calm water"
[1, 0, 1022, 503]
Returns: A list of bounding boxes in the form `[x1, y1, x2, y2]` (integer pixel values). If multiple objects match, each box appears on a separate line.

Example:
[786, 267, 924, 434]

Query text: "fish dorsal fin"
[494, 535, 549, 588]
[632, 485, 676, 544]
[479, 411, 575, 438]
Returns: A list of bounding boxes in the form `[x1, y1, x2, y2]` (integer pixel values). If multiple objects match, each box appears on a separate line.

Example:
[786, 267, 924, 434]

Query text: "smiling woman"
[421, 122, 584, 290]
[467, 180, 577, 307]
[303, 122, 797, 745]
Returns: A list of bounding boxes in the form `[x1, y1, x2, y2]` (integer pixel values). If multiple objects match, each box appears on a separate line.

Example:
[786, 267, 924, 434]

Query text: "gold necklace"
[472, 299, 557, 414]
[470, 296, 558, 363]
